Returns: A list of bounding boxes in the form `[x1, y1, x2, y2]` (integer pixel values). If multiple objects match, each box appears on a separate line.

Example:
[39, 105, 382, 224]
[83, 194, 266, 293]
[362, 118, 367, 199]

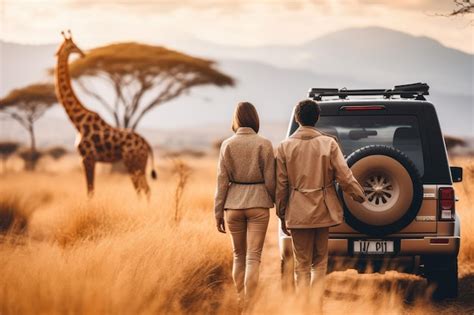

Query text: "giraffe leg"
[138, 162, 151, 200]
[126, 167, 144, 197]
[123, 147, 149, 198]
[130, 171, 143, 196]
[139, 172, 151, 201]
[82, 158, 95, 197]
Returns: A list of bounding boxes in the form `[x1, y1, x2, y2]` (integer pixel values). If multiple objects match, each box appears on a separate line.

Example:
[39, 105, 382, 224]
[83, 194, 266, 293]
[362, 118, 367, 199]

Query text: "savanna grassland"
[0, 156, 473, 315]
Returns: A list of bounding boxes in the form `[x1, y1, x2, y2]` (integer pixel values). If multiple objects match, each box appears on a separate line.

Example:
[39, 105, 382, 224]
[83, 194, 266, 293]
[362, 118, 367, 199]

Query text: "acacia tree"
[0, 83, 57, 170]
[450, 0, 473, 16]
[68, 42, 234, 130]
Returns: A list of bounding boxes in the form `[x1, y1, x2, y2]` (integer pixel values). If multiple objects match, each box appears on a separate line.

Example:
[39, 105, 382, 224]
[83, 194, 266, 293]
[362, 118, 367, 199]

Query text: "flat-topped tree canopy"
[1, 83, 57, 108]
[69, 42, 234, 86]
[66, 42, 235, 129]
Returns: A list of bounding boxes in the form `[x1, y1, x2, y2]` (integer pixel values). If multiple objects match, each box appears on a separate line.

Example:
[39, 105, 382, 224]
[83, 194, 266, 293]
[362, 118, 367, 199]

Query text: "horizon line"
[1, 26, 473, 55]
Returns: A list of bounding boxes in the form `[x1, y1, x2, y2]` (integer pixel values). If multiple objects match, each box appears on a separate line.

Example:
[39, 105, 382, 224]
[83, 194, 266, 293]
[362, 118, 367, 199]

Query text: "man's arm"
[330, 139, 366, 202]
[275, 144, 289, 219]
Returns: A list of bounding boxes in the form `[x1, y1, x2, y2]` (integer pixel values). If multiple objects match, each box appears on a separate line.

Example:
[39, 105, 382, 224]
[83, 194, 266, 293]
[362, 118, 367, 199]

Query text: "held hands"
[216, 217, 226, 233]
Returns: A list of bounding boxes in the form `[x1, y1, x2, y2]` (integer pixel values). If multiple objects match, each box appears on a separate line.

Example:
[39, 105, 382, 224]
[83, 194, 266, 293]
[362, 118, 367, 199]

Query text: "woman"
[214, 102, 275, 307]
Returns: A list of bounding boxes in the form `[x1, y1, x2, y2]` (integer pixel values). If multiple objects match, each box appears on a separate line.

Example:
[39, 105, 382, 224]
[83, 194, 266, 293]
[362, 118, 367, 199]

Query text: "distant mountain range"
[0, 27, 472, 149]
[181, 27, 473, 96]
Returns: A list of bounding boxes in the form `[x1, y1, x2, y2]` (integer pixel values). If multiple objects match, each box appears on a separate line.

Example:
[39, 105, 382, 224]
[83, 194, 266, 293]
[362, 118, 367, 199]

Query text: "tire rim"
[363, 173, 396, 209]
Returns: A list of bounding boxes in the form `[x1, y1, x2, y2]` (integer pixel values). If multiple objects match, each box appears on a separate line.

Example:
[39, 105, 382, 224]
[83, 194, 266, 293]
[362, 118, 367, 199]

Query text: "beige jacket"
[214, 127, 275, 220]
[276, 126, 365, 228]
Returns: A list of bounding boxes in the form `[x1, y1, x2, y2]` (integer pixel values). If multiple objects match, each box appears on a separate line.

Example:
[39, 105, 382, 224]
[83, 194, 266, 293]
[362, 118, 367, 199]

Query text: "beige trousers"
[226, 208, 269, 302]
[290, 227, 329, 290]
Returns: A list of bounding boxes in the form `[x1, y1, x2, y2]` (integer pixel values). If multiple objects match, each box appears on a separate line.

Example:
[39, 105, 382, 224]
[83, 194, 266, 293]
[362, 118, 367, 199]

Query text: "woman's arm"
[214, 145, 230, 225]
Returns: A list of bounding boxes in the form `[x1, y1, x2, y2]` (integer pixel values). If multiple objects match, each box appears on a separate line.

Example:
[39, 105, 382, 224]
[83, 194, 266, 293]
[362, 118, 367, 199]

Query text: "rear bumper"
[279, 235, 460, 260]
[328, 236, 460, 256]
[279, 214, 461, 260]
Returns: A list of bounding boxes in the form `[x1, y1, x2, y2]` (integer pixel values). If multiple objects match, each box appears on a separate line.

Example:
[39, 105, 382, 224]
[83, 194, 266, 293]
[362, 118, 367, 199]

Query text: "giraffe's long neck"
[55, 51, 91, 131]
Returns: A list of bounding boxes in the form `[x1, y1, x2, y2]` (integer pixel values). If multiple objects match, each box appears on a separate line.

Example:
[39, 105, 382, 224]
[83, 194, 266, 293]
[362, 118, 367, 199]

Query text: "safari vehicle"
[279, 83, 463, 300]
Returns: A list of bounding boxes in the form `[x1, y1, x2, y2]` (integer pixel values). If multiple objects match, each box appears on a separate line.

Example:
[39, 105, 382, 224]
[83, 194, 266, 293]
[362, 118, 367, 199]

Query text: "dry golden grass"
[0, 156, 473, 314]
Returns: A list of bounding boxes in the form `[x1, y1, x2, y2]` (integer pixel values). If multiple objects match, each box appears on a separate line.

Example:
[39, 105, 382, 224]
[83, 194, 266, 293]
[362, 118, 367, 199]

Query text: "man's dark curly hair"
[295, 99, 321, 126]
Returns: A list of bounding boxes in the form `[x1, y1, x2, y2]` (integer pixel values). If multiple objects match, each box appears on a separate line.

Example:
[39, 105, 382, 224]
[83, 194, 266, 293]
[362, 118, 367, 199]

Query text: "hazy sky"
[0, 0, 472, 53]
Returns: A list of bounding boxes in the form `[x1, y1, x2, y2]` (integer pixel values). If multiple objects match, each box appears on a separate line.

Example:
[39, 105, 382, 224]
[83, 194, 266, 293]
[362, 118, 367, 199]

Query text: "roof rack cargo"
[308, 82, 429, 101]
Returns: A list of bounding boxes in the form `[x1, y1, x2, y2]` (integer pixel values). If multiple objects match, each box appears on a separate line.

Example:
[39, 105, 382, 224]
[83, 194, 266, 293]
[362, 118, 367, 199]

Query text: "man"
[276, 99, 366, 292]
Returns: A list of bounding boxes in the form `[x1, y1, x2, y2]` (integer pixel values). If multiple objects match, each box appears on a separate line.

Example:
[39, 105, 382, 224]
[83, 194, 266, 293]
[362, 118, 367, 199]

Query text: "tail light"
[438, 187, 455, 221]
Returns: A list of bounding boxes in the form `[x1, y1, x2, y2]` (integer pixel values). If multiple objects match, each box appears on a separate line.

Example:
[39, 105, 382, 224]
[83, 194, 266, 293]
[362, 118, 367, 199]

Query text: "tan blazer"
[276, 126, 365, 229]
[214, 127, 275, 220]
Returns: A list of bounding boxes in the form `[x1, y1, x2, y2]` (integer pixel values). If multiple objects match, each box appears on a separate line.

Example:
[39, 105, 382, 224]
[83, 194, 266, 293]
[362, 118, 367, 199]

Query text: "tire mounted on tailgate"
[338, 145, 423, 236]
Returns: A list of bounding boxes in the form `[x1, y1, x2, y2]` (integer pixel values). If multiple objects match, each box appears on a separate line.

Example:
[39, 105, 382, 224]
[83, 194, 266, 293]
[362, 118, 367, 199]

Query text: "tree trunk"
[26, 124, 37, 171]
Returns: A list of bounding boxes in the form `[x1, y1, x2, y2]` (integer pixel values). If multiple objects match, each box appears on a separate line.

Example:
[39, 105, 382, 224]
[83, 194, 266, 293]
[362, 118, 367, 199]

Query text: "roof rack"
[308, 83, 429, 101]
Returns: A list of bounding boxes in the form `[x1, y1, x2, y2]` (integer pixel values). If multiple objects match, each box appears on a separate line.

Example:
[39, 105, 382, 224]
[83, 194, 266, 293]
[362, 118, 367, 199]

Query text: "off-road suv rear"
[279, 83, 463, 300]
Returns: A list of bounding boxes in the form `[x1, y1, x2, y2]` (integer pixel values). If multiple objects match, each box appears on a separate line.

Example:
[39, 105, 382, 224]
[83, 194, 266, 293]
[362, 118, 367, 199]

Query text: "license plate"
[353, 240, 394, 254]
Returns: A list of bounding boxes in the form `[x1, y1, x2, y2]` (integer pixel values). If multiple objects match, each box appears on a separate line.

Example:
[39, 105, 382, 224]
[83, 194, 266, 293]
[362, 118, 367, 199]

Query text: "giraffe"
[54, 30, 157, 197]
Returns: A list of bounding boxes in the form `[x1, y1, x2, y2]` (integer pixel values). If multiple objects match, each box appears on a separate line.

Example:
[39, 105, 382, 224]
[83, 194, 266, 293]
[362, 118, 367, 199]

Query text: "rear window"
[289, 115, 424, 175]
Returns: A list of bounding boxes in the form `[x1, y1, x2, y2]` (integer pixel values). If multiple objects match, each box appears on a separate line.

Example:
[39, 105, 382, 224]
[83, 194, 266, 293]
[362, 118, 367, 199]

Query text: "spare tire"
[339, 145, 423, 236]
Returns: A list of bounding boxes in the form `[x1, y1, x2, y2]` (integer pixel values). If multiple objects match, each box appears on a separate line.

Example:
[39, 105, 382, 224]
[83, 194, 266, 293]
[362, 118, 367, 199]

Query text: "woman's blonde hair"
[232, 102, 260, 133]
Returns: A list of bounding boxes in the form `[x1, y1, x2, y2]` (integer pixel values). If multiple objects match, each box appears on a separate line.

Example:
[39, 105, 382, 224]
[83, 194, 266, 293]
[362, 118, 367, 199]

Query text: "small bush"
[46, 146, 68, 160]
[0, 141, 20, 172]
[0, 197, 29, 234]
[17, 148, 43, 171]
